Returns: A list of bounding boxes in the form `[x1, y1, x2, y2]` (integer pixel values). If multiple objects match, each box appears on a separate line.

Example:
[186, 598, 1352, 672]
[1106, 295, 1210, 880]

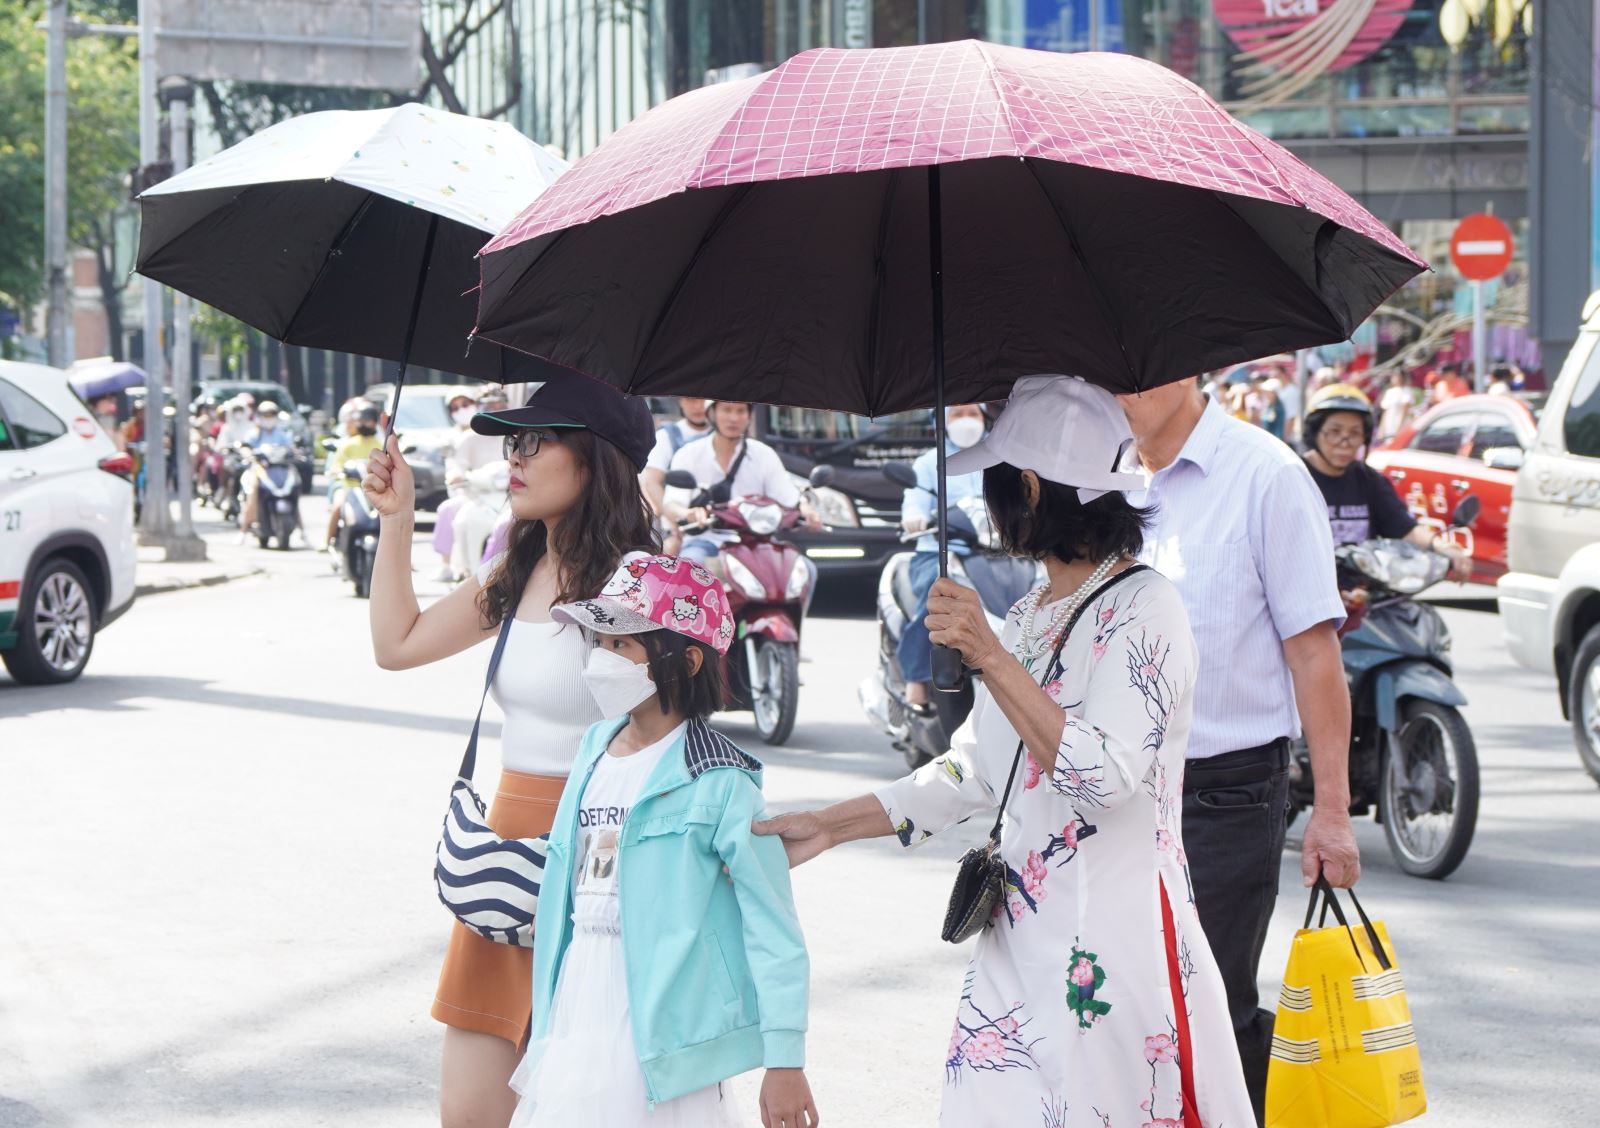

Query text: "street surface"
[2, 503, 1596, 1127]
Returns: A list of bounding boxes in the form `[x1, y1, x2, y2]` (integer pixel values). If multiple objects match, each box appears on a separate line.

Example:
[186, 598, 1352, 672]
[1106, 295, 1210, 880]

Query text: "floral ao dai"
[876, 571, 1254, 1128]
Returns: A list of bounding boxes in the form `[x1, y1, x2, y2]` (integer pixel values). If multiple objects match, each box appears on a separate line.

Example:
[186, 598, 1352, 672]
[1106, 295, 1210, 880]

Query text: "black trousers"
[1181, 739, 1291, 1128]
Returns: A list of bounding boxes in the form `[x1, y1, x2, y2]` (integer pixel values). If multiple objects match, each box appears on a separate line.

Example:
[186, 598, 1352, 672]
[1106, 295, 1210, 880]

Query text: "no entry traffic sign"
[1450, 213, 1514, 281]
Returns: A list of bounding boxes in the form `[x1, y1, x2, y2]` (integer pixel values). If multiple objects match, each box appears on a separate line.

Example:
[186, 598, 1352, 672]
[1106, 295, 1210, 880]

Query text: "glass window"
[1468, 414, 1521, 459]
[0, 380, 67, 450]
[393, 393, 454, 432]
[1563, 334, 1600, 459]
[1409, 411, 1474, 454]
[763, 407, 934, 443]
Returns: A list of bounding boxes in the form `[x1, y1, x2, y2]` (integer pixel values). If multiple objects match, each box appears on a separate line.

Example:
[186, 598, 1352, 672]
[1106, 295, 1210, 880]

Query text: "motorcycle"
[664, 466, 828, 746]
[1288, 495, 1482, 880]
[860, 461, 1042, 769]
[329, 459, 381, 597]
[220, 443, 251, 524]
[252, 443, 305, 551]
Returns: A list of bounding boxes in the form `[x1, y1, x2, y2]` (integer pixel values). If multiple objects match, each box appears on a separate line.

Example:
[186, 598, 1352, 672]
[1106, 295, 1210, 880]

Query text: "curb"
[134, 567, 266, 598]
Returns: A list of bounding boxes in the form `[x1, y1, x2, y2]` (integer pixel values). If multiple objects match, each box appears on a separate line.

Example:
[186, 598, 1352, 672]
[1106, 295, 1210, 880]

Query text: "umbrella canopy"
[68, 360, 146, 400]
[138, 103, 571, 384]
[475, 42, 1424, 413]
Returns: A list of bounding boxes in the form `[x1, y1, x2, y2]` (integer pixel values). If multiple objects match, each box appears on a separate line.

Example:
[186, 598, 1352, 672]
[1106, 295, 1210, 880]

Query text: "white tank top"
[475, 553, 608, 777]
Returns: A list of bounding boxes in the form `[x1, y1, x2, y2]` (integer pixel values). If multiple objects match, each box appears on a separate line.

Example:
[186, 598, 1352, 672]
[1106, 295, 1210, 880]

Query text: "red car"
[1368, 394, 1541, 583]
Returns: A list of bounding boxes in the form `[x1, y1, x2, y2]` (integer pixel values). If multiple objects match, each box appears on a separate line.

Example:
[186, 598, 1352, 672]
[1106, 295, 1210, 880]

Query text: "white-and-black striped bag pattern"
[434, 612, 548, 948]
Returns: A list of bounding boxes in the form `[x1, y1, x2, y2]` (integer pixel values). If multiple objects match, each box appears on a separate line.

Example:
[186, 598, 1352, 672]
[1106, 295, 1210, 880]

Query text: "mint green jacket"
[531, 716, 809, 1105]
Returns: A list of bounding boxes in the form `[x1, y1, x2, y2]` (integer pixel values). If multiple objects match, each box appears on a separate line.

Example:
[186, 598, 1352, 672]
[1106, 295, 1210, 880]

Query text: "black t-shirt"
[1304, 458, 1417, 546]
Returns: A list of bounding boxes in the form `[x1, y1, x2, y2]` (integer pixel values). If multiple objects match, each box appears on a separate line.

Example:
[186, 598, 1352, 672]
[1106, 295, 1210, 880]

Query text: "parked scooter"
[252, 443, 305, 550]
[1289, 495, 1482, 880]
[663, 466, 828, 746]
[324, 444, 381, 597]
[861, 461, 1042, 768]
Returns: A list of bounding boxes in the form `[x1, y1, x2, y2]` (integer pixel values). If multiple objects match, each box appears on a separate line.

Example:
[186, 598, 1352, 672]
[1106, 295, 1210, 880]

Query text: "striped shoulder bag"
[434, 611, 549, 948]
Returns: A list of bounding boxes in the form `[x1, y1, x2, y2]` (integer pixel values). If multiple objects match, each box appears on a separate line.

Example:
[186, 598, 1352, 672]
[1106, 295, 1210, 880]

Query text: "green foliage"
[189, 302, 254, 375]
[197, 81, 397, 148]
[0, 1, 138, 310]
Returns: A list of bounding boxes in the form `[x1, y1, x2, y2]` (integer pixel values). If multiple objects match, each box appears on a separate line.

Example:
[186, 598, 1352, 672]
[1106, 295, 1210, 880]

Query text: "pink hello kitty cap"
[551, 554, 735, 655]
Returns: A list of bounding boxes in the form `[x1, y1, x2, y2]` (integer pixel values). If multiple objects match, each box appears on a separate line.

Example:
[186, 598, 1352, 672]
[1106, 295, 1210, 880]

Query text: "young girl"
[510, 555, 818, 1128]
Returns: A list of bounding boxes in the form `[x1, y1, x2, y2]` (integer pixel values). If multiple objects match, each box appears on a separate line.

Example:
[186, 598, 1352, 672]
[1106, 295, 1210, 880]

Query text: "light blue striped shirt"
[1130, 401, 1344, 759]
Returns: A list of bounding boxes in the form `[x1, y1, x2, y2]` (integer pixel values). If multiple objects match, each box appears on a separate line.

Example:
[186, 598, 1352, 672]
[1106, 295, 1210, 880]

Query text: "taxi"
[0, 360, 137, 684]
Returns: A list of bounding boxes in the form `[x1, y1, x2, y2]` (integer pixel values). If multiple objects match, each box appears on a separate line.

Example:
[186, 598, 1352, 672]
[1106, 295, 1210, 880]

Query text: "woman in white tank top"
[362, 381, 658, 1128]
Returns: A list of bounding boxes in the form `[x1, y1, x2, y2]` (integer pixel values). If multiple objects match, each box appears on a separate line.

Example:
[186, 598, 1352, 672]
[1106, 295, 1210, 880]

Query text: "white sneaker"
[431, 564, 457, 583]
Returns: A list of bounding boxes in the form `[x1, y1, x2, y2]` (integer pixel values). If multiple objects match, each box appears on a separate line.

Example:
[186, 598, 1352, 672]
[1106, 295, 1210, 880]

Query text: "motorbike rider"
[661, 399, 822, 572]
[1301, 384, 1472, 585]
[897, 403, 987, 709]
[322, 403, 383, 550]
[238, 401, 299, 545]
[641, 398, 712, 552]
[442, 386, 513, 582]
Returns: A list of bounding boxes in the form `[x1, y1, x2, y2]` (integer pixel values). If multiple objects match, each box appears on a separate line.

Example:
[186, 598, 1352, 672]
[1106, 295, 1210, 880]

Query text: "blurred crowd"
[1201, 355, 1536, 451]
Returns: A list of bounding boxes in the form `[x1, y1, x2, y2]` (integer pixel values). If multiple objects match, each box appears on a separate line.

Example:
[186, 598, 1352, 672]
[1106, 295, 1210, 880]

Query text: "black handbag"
[940, 565, 1147, 944]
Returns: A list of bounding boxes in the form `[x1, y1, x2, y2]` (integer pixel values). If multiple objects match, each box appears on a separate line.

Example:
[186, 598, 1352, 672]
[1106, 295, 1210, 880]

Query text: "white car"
[1498, 289, 1600, 783]
[0, 361, 137, 684]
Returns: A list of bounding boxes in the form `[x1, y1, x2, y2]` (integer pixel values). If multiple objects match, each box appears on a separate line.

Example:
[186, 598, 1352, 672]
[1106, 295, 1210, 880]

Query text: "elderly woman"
[758, 377, 1252, 1127]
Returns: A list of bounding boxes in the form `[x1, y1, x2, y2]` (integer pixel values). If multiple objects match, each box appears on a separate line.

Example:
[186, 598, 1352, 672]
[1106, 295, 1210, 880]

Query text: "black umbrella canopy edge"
[474, 155, 1423, 413]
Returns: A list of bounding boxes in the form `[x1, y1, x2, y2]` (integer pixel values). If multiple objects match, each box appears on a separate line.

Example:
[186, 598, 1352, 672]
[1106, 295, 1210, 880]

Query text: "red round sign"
[1450, 213, 1514, 281]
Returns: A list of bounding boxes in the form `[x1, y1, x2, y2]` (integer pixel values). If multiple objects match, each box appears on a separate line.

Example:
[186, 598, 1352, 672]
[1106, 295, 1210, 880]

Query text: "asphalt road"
[1, 507, 1595, 1127]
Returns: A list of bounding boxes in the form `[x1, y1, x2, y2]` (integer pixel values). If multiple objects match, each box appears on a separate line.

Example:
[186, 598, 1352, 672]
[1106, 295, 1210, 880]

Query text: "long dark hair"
[479, 429, 658, 627]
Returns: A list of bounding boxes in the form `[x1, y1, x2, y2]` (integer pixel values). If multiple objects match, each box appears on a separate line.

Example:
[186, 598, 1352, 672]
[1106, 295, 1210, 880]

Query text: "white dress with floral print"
[876, 570, 1253, 1128]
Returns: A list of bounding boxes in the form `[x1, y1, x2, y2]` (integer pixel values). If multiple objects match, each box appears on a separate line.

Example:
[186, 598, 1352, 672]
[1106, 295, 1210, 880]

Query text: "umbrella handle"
[928, 164, 964, 694]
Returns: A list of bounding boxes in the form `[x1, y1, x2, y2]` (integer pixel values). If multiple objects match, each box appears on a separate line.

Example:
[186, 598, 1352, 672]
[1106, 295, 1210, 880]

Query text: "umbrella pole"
[389, 212, 440, 432]
[928, 165, 962, 694]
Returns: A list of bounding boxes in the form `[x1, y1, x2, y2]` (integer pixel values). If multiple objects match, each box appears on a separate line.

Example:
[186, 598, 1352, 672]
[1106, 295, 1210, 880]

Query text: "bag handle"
[987, 564, 1148, 842]
[1304, 875, 1393, 971]
[458, 611, 517, 783]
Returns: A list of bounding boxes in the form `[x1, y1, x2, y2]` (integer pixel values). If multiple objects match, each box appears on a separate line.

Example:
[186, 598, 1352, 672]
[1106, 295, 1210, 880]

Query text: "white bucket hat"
[947, 375, 1144, 503]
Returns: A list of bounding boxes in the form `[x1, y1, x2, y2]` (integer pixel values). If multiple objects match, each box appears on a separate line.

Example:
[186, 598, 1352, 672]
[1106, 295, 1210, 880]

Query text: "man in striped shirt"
[1119, 377, 1359, 1125]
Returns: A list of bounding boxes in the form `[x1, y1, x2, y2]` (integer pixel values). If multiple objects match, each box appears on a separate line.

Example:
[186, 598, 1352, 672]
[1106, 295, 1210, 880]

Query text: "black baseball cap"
[471, 377, 655, 471]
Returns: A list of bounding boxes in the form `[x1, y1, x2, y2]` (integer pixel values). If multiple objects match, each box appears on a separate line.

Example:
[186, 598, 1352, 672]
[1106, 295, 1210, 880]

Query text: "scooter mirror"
[882, 460, 919, 490]
[808, 464, 836, 488]
[1450, 494, 1481, 528]
[664, 468, 698, 491]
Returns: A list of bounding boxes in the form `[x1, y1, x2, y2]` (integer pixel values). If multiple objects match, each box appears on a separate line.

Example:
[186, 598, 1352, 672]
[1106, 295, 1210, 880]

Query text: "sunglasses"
[502, 429, 561, 460]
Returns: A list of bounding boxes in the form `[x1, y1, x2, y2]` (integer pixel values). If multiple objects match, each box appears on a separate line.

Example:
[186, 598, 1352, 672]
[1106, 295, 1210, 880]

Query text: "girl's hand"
[924, 577, 1002, 669]
[362, 434, 415, 519]
[751, 811, 832, 869]
[760, 1067, 819, 1128]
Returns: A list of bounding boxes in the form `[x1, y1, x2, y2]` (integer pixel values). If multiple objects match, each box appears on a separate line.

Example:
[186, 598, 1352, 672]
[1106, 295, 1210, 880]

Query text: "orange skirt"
[431, 768, 567, 1045]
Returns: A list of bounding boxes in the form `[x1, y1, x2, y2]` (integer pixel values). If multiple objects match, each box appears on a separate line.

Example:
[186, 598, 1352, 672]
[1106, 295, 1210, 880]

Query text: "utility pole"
[137, 0, 170, 543]
[161, 75, 204, 560]
[44, 0, 70, 368]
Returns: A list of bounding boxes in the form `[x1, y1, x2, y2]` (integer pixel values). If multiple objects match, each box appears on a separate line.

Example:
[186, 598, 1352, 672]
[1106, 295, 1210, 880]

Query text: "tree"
[0, 2, 138, 356]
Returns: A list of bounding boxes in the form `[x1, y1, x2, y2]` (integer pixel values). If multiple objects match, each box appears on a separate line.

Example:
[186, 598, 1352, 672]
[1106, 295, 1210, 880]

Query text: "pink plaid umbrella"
[475, 41, 1423, 415]
[475, 41, 1425, 689]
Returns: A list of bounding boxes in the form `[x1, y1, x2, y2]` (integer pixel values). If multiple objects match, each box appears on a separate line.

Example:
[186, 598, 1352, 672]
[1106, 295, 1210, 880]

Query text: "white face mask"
[947, 416, 984, 449]
[582, 646, 657, 719]
[453, 408, 475, 427]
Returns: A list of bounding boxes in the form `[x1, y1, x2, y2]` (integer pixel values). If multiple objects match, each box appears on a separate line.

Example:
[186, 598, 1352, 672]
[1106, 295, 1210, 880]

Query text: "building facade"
[429, 0, 1595, 374]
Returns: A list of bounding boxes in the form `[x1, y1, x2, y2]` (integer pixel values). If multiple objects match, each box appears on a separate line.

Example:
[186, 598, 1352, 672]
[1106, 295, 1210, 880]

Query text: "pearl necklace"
[1018, 554, 1123, 647]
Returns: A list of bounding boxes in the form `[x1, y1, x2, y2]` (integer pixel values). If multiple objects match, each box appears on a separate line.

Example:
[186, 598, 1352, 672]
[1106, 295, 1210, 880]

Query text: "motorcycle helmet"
[1304, 382, 1375, 447]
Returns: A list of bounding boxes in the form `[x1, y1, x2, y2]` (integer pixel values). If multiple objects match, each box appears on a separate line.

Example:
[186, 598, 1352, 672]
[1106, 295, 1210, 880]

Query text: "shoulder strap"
[987, 564, 1150, 841]
[458, 612, 517, 783]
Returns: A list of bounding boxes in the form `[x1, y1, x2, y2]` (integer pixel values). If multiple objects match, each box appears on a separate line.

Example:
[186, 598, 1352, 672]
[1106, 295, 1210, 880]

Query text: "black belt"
[1183, 738, 1290, 793]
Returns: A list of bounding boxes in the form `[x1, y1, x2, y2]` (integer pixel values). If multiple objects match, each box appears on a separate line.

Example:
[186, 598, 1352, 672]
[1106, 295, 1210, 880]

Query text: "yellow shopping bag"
[1266, 877, 1427, 1128]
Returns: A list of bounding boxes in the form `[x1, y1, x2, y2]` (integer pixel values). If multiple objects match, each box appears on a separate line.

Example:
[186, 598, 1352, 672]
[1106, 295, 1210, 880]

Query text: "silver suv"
[1499, 289, 1600, 783]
